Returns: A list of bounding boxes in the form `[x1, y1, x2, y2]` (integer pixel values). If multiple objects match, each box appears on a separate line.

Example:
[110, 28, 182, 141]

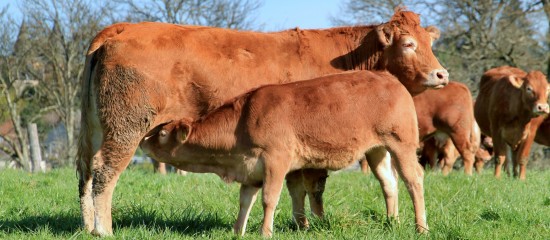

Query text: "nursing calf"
[140, 71, 426, 237]
[474, 66, 549, 180]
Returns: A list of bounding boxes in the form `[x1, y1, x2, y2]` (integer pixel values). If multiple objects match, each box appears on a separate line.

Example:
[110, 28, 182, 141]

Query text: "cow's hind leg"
[78, 159, 94, 232]
[90, 65, 157, 236]
[449, 131, 475, 176]
[388, 145, 428, 233]
[91, 140, 140, 236]
[366, 148, 399, 222]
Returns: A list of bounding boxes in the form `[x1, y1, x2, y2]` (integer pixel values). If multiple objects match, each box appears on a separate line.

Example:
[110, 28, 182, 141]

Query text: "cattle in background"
[78, 9, 447, 236]
[361, 81, 478, 175]
[419, 128, 493, 174]
[474, 66, 549, 180]
[413, 81, 478, 175]
[140, 71, 427, 237]
[474, 134, 494, 172]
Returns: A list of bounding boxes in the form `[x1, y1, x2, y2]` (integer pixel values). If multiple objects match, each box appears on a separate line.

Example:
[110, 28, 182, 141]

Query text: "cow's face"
[377, 12, 448, 95]
[512, 71, 550, 117]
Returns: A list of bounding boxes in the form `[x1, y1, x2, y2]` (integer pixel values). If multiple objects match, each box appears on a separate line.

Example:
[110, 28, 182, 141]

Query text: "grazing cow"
[140, 71, 427, 237]
[474, 66, 549, 180]
[474, 134, 494, 172]
[418, 124, 492, 174]
[413, 81, 478, 175]
[78, 9, 447, 236]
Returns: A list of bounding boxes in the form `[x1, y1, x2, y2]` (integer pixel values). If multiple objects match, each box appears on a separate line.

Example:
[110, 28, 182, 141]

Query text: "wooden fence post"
[27, 123, 44, 173]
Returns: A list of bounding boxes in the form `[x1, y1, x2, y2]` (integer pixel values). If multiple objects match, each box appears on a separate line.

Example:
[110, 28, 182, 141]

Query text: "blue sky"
[258, 0, 341, 31]
[0, 0, 343, 30]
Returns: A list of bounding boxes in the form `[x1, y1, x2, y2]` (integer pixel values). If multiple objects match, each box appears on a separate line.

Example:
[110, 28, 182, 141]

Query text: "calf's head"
[377, 10, 448, 95]
[140, 120, 192, 159]
[508, 71, 550, 117]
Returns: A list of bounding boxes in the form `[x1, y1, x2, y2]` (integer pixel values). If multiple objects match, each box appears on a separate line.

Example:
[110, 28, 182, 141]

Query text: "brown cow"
[474, 66, 549, 180]
[414, 81, 478, 175]
[78, 9, 447, 236]
[140, 71, 426, 237]
[362, 81, 478, 175]
[419, 127, 493, 174]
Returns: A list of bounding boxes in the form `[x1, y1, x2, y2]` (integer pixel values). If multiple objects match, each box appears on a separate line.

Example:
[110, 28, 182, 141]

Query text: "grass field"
[0, 165, 549, 239]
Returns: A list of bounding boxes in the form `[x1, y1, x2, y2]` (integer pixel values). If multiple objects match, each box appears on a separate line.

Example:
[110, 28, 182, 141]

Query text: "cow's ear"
[376, 24, 393, 48]
[177, 122, 192, 143]
[425, 26, 440, 41]
[506, 75, 523, 88]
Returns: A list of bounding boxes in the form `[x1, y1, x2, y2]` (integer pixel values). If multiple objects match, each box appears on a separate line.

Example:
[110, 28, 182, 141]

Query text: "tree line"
[1, 0, 548, 171]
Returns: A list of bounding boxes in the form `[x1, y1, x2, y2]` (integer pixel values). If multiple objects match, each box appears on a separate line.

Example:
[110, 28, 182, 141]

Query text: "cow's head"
[377, 10, 448, 95]
[508, 71, 550, 117]
[140, 119, 193, 158]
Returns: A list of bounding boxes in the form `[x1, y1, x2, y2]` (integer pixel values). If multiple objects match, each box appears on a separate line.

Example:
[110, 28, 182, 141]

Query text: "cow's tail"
[76, 50, 97, 180]
[470, 119, 482, 155]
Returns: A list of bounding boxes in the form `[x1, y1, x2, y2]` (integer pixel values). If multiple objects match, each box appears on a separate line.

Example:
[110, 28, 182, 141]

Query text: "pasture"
[1, 166, 549, 239]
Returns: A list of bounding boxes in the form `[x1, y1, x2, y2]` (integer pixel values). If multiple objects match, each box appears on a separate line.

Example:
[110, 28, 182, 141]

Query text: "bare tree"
[0, 8, 32, 171]
[20, 0, 114, 166]
[331, 0, 423, 26]
[541, 0, 550, 76]
[115, 0, 263, 29]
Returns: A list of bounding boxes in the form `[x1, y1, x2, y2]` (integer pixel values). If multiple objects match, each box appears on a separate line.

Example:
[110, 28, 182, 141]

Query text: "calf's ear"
[506, 75, 523, 88]
[376, 24, 394, 48]
[177, 123, 192, 143]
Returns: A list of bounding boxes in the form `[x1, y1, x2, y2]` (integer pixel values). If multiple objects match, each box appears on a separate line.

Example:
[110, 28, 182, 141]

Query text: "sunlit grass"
[0, 166, 549, 239]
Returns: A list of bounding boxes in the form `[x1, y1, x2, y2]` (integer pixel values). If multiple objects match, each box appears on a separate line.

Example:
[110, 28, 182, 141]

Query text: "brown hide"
[474, 66, 549, 179]
[414, 81, 477, 175]
[140, 71, 426, 236]
[78, 9, 445, 236]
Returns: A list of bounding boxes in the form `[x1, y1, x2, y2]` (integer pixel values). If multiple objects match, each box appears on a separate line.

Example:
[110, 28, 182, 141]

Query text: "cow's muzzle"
[423, 69, 449, 89]
[533, 103, 550, 116]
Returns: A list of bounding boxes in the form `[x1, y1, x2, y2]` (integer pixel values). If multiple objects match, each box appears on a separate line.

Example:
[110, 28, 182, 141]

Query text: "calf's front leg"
[234, 184, 260, 236]
[260, 152, 290, 238]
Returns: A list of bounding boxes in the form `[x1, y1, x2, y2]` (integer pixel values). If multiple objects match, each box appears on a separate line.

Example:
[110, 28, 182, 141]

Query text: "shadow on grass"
[0, 206, 230, 236]
[113, 206, 231, 235]
[0, 212, 80, 235]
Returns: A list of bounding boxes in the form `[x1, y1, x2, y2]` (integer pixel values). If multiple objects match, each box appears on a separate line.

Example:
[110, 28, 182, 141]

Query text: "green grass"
[0, 166, 549, 239]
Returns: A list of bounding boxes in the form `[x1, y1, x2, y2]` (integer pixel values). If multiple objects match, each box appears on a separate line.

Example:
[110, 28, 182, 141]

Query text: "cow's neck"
[318, 25, 385, 71]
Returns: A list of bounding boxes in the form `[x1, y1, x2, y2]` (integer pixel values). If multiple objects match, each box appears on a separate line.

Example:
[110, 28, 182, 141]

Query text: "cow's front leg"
[234, 184, 260, 236]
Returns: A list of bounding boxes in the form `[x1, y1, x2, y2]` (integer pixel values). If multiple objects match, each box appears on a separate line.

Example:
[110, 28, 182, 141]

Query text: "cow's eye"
[403, 42, 415, 48]
[526, 86, 533, 93]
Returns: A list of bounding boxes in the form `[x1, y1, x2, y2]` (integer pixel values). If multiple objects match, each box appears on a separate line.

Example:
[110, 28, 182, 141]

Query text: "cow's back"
[414, 81, 473, 139]
[90, 22, 363, 129]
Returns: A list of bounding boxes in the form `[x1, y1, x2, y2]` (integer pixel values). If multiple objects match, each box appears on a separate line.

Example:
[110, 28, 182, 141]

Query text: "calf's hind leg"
[366, 148, 399, 222]
[389, 146, 428, 233]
